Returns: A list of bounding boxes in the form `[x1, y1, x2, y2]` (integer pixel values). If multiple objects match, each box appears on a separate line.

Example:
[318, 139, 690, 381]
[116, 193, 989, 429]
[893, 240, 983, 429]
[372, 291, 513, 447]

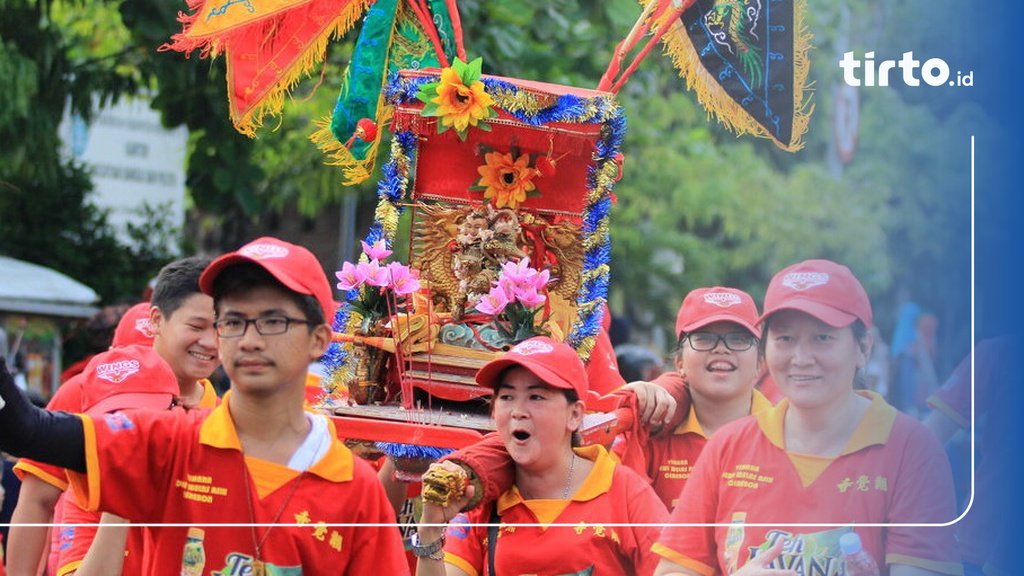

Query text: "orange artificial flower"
[432, 67, 495, 133]
[477, 151, 538, 209]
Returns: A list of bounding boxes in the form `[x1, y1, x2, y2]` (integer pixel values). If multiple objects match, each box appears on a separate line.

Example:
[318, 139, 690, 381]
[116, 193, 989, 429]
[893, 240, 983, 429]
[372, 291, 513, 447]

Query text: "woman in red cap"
[653, 259, 962, 576]
[415, 336, 667, 576]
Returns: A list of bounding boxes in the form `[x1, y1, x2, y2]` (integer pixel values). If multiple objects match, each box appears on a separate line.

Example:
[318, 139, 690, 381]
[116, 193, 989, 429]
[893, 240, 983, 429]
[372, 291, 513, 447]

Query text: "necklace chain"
[562, 453, 576, 500]
[243, 463, 305, 566]
[518, 452, 577, 501]
[240, 416, 327, 572]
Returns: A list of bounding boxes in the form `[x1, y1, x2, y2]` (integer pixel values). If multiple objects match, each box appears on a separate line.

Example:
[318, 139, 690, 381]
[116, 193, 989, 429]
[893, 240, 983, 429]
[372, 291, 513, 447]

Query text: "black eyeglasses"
[214, 316, 312, 338]
[684, 331, 757, 352]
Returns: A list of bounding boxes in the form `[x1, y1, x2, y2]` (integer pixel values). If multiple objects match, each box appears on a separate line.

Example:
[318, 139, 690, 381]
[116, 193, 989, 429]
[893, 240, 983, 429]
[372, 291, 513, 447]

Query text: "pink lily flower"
[387, 262, 422, 295]
[514, 286, 547, 308]
[500, 257, 533, 283]
[335, 262, 366, 291]
[529, 268, 551, 290]
[476, 285, 510, 315]
[361, 239, 393, 261]
[359, 260, 390, 287]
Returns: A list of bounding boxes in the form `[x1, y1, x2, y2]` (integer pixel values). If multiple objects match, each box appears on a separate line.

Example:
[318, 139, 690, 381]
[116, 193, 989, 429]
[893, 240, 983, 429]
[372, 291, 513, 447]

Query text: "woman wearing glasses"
[643, 286, 772, 511]
[653, 260, 962, 576]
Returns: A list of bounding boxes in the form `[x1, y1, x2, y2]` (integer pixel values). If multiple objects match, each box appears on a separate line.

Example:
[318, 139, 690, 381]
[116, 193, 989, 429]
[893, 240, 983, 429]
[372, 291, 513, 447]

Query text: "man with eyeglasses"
[640, 286, 773, 510]
[0, 237, 409, 575]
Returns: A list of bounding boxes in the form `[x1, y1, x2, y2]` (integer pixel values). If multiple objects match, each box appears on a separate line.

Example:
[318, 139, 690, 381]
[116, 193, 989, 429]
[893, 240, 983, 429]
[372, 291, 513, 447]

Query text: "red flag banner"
[182, 0, 316, 40]
[163, 0, 374, 135]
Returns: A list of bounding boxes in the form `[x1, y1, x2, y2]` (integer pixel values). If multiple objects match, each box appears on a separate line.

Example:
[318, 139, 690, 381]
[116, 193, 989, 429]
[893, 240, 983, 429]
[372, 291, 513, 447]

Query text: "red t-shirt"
[444, 445, 667, 576]
[646, 390, 771, 510]
[19, 375, 220, 576]
[654, 392, 962, 576]
[14, 378, 217, 486]
[68, 396, 410, 576]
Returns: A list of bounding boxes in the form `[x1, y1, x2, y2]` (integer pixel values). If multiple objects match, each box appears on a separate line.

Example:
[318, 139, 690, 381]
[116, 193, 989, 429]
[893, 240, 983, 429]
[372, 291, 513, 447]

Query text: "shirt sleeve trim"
[12, 460, 68, 490]
[444, 552, 479, 576]
[56, 559, 83, 576]
[926, 396, 969, 429]
[68, 415, 101, 511]
[650, 542, 716, 576]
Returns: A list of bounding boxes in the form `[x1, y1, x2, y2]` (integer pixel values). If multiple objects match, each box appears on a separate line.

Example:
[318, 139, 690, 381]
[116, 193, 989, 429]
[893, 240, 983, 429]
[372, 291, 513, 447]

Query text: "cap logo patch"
[703, 292, 743, 307]
[781, 272, 829, 291]
[135, 318, 155, 338]
[239, 243, 288, 260]
[95, 359, 141, 383]
[511, 340, 554, 356]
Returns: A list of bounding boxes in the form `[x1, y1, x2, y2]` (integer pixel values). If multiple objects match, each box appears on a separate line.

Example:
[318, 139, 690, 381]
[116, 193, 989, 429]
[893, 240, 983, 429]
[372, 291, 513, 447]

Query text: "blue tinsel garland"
[376, 441, 454, 460]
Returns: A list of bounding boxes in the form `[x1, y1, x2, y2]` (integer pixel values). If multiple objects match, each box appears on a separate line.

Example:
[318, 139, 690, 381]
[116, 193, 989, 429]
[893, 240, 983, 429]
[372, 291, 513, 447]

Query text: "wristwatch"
[409, 531, 446, 560]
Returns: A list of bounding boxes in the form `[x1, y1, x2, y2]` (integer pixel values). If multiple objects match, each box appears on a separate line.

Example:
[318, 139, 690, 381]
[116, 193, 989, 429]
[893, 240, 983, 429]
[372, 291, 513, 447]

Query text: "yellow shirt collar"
[756, 390, 897, 454]
[497, 444, 614, 514]
[197, 379, 219, 409]
[198, 391, 353, 482]
[674, 388, 772, 437]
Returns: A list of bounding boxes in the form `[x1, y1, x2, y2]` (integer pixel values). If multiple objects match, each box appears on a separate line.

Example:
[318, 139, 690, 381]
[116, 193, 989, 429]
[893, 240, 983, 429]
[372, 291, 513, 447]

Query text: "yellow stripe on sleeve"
[68, 414, 102, 512]
[650, 542, 717, 576]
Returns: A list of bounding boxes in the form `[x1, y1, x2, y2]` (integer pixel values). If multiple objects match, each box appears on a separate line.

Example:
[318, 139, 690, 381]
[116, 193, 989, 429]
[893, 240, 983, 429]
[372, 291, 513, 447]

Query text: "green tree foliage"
[0, 0, 174, 302]
[0, 164, 176, 301]
[608, 80, 891, 347]
[442, 0, 972, 367]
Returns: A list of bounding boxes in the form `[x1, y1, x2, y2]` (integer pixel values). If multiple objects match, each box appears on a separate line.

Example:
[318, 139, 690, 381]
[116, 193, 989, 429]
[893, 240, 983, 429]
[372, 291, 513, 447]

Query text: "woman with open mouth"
[415, 336, 668, 576]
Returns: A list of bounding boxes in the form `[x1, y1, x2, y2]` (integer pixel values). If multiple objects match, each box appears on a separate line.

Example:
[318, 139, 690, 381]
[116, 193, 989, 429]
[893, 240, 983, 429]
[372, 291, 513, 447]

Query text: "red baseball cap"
[79, 344, 179, 416]
[760, 259, 872, 329]
[199, 237, 335, 321]
[675, 287, 761, 338]
[110, 302, 155, 348]
[475, 337, 588, 401]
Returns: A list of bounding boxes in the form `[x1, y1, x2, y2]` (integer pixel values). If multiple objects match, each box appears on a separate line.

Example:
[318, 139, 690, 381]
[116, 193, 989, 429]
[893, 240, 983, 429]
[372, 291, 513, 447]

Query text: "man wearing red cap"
[7, 339, 178, 576]
[417, 336, 666, 576]
[654, 259, 961, 576]
[8, 301, 153, 576]
[8, 257, 221, 576]
[0, 237, 409, 575]
[54, 280, 212, 575]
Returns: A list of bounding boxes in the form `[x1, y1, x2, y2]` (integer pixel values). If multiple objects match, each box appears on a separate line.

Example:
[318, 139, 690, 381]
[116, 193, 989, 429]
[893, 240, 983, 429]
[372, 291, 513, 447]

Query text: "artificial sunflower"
[416, 57, 496, 140]
[472, 151, 540, 210]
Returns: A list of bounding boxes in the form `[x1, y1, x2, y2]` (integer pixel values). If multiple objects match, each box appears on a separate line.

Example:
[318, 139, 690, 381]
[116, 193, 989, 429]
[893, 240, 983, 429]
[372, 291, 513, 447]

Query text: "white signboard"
[59, 96, 188, 251]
